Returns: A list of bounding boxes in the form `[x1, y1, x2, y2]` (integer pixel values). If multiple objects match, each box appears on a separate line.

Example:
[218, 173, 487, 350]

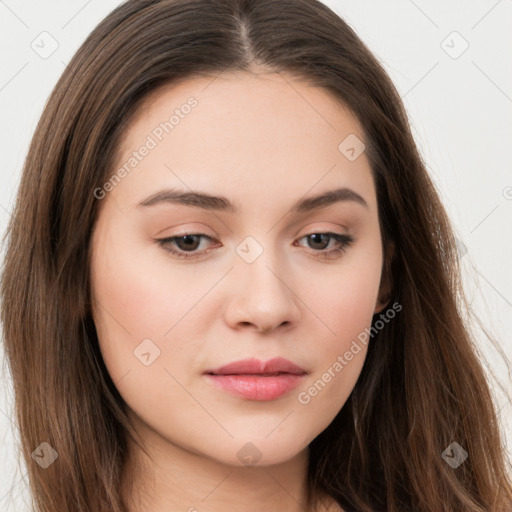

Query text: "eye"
[157, 234, 216, 259]
[295, 232, 354, 259]
[156, 232, 354, 260]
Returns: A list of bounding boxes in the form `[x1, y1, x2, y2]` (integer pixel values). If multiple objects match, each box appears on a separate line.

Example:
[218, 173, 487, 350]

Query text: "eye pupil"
[309, 233, 329, 250]
[178, 235, 200, 250]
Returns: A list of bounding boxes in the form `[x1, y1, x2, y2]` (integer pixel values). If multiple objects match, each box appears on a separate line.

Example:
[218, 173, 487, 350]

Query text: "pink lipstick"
[204, 357, 307, 401]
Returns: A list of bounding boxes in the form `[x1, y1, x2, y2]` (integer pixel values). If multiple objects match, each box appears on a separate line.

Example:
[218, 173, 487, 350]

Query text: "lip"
[204, 357, 308, 401]
[205, 357, 307, 376]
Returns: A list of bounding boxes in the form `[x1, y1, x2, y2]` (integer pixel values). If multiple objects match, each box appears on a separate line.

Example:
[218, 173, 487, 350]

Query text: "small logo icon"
[31, 442, 59, 469]
[237, 442, 263, 466]
[134, 338, 161, 366]
[236, 236, 264, 264]
[441, 442, 468, 468]
[338, 133, 366, 161]
[454, 237, 468, 259]
[441, 31, 469, 59]
[31, 31, 59, 59]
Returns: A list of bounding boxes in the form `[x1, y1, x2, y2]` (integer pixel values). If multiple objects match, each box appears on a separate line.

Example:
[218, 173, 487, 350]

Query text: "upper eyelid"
[160, 222, 351, 238]
[160, 230, 349, 242]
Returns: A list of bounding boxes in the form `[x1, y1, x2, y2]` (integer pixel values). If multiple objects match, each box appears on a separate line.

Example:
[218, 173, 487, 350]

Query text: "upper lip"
[205, 357, 307, 376]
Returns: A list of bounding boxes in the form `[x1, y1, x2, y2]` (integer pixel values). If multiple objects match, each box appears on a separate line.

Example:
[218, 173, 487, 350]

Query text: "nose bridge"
[237, 235, 287, 299]
[227, 234, 300, 330]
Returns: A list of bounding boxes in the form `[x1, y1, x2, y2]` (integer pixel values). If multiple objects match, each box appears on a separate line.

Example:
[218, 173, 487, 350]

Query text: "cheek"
[296, 241, 382, 416]
[308, 237, 383, 341]
[91, 233, 205, 345]
[90, 227, 170, 381]
[90, 225, 221, 394]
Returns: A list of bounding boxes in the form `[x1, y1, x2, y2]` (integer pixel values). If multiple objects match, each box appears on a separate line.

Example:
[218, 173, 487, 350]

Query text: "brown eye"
[157, 234, 215, 259]
[173, 235, 202, 251]
[296, 232, 354, 259]
[306, 233, 331, 250]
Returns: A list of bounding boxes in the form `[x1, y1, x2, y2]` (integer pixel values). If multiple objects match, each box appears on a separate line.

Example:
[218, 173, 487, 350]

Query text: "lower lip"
[204, 373, 306, 401]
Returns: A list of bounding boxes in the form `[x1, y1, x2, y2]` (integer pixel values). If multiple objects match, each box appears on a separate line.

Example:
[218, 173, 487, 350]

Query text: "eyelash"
[156, 232, 354, 260]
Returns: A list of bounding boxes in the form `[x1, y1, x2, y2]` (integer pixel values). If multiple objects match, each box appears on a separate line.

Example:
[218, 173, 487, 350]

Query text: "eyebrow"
[137, 186, 368, 214]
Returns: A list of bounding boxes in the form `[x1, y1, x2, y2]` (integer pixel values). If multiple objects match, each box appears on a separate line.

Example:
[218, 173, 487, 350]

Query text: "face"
[90, 69, 387, 467]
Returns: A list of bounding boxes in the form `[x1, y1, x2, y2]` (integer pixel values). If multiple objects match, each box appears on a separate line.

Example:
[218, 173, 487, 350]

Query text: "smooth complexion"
[90, 69, 390, 512]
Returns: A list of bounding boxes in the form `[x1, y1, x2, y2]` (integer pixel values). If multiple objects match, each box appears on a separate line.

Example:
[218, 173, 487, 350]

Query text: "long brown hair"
[1, 0, 511, 510]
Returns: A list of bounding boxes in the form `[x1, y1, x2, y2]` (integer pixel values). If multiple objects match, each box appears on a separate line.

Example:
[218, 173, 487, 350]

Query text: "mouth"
[203, 357, 308, 401]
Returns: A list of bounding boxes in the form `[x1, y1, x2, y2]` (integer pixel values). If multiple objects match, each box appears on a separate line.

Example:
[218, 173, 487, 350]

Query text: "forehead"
[109, 70, 375, 211]
[121, 69, 365, 151]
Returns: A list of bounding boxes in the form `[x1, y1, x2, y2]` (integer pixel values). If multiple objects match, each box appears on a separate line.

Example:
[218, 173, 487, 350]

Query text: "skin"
[90, 68, 391, 512]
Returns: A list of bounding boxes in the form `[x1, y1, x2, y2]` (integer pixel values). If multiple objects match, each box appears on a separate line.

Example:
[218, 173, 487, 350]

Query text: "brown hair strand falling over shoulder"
[1, 0, 512, 511]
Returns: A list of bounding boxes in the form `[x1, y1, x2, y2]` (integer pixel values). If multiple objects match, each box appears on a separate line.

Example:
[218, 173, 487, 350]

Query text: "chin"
[201, 435, 310, 468]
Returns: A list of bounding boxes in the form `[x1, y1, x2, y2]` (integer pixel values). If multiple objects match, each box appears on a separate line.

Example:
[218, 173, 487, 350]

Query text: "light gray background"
[1, 1, 511, 509]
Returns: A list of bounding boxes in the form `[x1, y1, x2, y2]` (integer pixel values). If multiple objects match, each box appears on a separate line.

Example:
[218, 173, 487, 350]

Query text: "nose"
[224, 251, 301, 333]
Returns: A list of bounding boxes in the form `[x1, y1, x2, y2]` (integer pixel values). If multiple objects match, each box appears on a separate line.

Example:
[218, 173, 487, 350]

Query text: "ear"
[374, 239, 395, 314]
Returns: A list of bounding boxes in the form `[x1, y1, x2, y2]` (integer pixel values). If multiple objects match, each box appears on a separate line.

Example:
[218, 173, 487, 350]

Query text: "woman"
[1, 0, 511, 511]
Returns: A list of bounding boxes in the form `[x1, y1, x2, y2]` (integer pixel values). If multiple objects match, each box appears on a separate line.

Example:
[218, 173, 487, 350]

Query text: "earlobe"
[374, 239, 395, 314]
[374, 292, 391, 314]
